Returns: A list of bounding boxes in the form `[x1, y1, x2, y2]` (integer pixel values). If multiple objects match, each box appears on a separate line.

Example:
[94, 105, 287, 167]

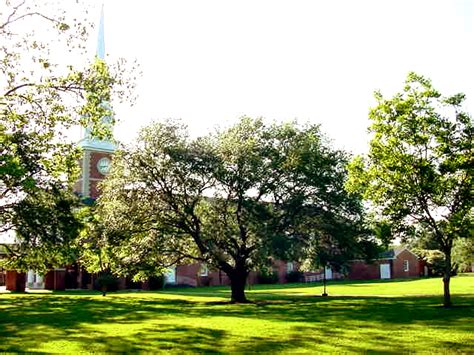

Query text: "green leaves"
[1, 188, 81, 272]
[95, 117, 368, 293]
[348, 72, 473, 305]
[0, 1, 134, 271]
[57, 22, 70, 31]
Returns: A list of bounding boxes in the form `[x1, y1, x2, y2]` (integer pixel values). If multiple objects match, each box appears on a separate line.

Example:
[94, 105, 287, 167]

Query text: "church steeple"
[96, 5, 105, 60]
[78, 4, 115, 153]
[75, 4, 115, 200]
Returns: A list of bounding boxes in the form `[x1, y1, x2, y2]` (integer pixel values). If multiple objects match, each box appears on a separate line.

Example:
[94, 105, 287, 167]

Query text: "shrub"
[95, 273, 119, 295]
[257, 269, 279, 284]
[148, 275, 165, 290]
[199, 276, 211, 287]
[286, 270, 304, 283]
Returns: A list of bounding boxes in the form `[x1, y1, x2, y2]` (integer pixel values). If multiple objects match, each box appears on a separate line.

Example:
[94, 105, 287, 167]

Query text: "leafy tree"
[98, 118, 368, 302]
[78, 205, 169, 284]
[411, 236, 474, 275]
[0, 1, 132, 271]
[1, 188, 81, 273]
[346, 73, 473, 307]
[452, 238, 474, 272]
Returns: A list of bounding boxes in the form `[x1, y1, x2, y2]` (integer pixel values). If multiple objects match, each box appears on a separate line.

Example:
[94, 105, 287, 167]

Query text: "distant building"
[348, 247, 425, 280]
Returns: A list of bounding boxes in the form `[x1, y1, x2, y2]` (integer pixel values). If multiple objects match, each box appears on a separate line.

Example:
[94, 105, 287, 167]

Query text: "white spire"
[96, 4, 105, 60]
[78, 3, 115, 153]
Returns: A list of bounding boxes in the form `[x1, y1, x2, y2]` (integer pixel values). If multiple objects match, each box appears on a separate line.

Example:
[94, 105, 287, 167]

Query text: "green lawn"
[0, 275, 473, 353]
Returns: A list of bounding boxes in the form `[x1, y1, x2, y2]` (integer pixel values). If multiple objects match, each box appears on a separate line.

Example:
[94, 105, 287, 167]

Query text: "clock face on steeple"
[97, 157, 111, 175]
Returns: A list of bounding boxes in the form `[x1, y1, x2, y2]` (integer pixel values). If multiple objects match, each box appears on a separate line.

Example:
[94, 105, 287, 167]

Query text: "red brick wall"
[6, 271, 26, 292]
[89, 152, 112, 199]
[348, 250, 421, 280]
[274, 260, 290, 283]
[175, 261, 347, 286]
[392, 250, 420, 278]
[175, 261, 345, 286]
[348, 260, 387, 280]
[176, 263, 285, 287]
[89, 152, 113, 179]
[209, 270, 231, 286]
[247, 270, 258, 285]
[74, 151, 113, 199]
[45, 270, 66, 291]
[54, 270, 66, 290]
[176, 264, 200, 286]
[89, 180, 101, 200]
[44, 271, 54, 289]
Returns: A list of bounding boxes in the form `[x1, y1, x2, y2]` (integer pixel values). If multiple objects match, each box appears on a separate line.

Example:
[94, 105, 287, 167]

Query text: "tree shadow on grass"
[155, 277, 444, 298]
[0, 292, 472, 353]
[1, 322, 227, 353]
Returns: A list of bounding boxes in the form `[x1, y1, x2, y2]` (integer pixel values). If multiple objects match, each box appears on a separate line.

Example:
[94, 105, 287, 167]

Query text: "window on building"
[164, 267, 176, 284]
[403, 260, 409, 272]
[287, 262, 294, 273]
[199, 264, 209, 277]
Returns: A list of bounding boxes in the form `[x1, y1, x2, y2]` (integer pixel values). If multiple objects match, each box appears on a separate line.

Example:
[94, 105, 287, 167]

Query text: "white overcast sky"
[83, 0, 473, 155]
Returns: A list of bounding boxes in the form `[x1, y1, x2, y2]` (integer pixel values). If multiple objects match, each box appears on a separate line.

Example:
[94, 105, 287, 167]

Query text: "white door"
[380, 264, 391, 279]
[324, 266, 333, 280]
[164, 267, 176, 284]
[27, 270, 35, 288]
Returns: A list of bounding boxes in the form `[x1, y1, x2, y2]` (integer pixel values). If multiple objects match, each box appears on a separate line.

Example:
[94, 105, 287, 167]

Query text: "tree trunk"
[229, 269, 249, 303]
[442, 250, 452, 308]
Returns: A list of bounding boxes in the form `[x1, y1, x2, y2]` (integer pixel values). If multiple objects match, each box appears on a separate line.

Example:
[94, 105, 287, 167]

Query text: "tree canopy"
[0, 0, 133, 272]
[346, 72, 473, 307]
[94, 117, 370, 302]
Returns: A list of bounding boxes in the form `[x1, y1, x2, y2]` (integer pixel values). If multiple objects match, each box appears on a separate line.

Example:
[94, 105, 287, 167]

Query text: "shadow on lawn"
[0, 292, 472, 353]
[158, 277, 443, 298]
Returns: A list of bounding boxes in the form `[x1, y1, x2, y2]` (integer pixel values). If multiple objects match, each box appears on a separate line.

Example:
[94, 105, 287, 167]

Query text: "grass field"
[0, 275, 473, 353]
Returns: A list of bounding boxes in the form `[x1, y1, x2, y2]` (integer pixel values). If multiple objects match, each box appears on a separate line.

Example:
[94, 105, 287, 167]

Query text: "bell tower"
[76, 6, 115, 200]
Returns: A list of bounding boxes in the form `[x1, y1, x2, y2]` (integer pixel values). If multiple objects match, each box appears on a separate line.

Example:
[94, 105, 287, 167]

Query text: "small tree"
[78, 205, 170, 287]
[347, 73, 473, 307]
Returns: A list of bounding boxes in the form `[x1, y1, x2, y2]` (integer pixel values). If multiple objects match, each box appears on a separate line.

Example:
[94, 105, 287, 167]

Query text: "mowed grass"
[0, 275, 473, 353]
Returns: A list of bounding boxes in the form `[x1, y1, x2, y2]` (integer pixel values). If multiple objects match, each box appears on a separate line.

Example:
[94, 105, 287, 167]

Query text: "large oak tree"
[97, 118, 368, 302]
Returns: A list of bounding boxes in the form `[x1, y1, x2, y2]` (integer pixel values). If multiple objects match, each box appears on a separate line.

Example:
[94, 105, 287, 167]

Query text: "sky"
[83, 0, 473, 155]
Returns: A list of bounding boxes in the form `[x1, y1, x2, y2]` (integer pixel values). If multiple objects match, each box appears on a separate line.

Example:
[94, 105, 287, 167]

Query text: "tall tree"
[0, 0, 132, 271]
[98, 118, 367, 302]
[346, 73, 473, 307]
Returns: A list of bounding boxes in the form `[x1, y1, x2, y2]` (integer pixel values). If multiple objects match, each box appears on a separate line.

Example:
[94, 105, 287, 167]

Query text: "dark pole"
[322, 266, 328, 297]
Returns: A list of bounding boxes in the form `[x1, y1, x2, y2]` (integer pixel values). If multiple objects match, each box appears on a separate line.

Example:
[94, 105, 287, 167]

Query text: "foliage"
[94, 272, 119, 295]
[286, 270, 304, 283]
[147, 275, 165, 290]
[413, 238, 474, 275]
[78, 204, 170, 283]
[346, 72, 474, 307]
[0, 188, 81, 273]
[257, 268, 279, 284]
[97, 117, 370, 302]
[415, 249, 451, 276]
[0, 1, 134, 271]
[453, 238, 474, 272]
